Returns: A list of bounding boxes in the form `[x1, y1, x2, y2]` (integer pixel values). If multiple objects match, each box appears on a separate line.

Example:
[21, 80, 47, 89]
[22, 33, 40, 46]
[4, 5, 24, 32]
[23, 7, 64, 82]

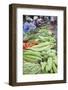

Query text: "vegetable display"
[23, 26, 57, 74]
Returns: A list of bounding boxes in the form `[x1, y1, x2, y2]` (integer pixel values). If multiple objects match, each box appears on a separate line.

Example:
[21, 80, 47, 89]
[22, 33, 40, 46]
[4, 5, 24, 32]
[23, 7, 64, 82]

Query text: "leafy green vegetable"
[23, 62, 41, 74]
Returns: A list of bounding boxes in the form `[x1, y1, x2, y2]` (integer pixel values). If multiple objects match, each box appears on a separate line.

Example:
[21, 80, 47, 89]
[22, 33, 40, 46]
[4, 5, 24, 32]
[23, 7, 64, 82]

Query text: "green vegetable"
[50, 69, 53, 73]
[45, 65, 49, 73]
[23, 54, 42, 63]
[41, 62, 47, 71]
[24, 50, 41, 58]
[30, 44, 55, 52]
[52, 63, 57, 73]
[53, 59, 57, 66]
[23, 62, 41, 74]
[23, 26, 57, 74]
[47, 57, 53, 71]
[30, 42, 51, 48]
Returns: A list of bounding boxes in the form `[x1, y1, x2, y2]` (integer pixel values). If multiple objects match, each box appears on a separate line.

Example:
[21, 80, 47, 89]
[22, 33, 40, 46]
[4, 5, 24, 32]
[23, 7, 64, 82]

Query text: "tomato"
[23, 42, 31, 49]
[23, 40, 39, 49]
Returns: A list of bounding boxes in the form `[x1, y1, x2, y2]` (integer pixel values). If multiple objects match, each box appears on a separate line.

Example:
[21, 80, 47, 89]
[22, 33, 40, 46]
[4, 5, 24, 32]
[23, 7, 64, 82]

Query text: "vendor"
[23, 17, 31, 32]
[29, 18, 36, 31]
[33, 16, 39, 27]
[23, 17, 36, 32]
[33, 16, 44, 27]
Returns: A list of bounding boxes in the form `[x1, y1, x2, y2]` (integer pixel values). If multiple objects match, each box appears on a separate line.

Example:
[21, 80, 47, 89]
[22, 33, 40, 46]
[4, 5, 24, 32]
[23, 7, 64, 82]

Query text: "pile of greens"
[23, 26, 57, 74]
